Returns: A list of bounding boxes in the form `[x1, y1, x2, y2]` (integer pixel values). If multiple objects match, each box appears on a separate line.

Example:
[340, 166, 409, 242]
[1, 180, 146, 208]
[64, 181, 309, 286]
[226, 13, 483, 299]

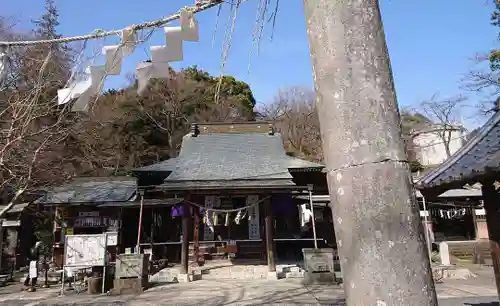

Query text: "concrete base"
[303, 272, 337, 285]
[111, 277, 148, 295]
[267, 272, 278, 280]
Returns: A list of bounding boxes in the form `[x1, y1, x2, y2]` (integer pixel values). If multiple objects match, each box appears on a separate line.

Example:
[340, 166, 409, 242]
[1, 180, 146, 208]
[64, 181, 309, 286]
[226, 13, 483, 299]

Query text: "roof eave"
[418, 111, 500, 189]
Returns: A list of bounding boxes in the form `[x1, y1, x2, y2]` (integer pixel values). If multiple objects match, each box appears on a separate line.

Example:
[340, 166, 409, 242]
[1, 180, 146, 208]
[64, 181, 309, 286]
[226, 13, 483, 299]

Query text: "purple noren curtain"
[272, 195, 294, 216]
[171, 204, 205, 217]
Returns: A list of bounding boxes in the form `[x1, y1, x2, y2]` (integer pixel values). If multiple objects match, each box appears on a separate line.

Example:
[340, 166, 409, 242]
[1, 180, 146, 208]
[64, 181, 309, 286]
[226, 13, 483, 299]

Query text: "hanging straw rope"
[0, 0, 223, 47]
[185, 195, 270, 212]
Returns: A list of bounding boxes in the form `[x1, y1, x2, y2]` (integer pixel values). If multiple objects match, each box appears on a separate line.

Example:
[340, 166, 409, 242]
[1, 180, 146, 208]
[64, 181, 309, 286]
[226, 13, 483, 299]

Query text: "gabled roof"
[36, 177, 137, 204]
[164, 132, 323, 182]
[417, 111, 500, 191]
[134, 158, 178, 172]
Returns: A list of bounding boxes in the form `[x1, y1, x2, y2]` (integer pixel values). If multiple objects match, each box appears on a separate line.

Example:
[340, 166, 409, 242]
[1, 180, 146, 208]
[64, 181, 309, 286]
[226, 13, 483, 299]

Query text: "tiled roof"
[35, 177, 137, 204]
[414, 188, 482, 198]
[417, 111, 500, 190]
[134, 158, 178, 172]
[0, 203, 30, 215]
[163, 132, 323, 182]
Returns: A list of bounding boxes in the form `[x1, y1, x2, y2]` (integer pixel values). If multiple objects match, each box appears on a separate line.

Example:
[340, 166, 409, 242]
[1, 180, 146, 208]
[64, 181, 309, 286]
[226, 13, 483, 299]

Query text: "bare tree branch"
[417, 94, 468, 159]
[258, 86, 323, 162]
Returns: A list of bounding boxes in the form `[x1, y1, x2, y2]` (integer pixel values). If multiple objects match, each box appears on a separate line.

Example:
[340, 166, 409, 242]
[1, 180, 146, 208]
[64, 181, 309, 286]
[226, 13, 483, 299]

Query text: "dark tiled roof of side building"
[417, 111, 500, 191]
[35, 176, 137, 204]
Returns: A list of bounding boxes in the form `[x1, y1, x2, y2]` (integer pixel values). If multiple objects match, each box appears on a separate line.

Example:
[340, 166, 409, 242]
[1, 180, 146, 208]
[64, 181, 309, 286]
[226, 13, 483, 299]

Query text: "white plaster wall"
[413, 129, 466, 166]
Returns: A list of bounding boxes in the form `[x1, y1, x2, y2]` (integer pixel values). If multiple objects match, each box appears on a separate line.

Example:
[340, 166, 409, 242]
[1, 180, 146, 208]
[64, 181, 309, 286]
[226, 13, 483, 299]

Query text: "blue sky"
[4, 0, 499, 126]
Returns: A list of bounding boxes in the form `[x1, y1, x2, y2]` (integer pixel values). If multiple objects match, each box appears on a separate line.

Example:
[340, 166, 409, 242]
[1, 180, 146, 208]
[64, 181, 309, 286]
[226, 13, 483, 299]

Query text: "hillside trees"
[259, 87, 323, 162]
[0, 0, 74, 205]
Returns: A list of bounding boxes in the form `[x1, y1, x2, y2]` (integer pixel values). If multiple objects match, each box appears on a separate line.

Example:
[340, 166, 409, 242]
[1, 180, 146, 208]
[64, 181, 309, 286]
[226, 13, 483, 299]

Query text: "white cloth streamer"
[57, 65, 106, 112]
[180, 8, 199, 42]
[72, 65, 106, 112]
[234, 210, 242, 225]
[205, 212, 214, 233]
[299, 204, 313, 227]
[0, 48, 8, 86]
[102, 45, 123, 75]
[57, 82, 88, 105]
[151, 27, 184, 63]
[136, 61, 172, 95]
[136, 9, 199, 94]
[121, 27, 137, 56]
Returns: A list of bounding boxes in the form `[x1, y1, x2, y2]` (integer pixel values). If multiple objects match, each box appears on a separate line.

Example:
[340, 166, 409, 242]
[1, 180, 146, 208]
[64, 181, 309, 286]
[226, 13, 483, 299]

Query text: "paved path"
[0, 278, 497, 305]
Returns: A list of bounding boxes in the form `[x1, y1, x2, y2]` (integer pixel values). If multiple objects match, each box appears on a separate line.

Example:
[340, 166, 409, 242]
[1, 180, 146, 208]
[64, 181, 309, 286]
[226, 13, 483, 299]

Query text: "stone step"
[285, 271, 305, 278]
[201, 265, 269, 280]
[276, 265, 303, 274]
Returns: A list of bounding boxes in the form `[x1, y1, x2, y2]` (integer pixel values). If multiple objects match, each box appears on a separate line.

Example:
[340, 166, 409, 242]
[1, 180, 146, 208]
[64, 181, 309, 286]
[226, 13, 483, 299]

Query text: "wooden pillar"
[180, 199, 190, 274]
[0, 223, 3, 273]
[136, 190, 145, 253]
[193, 206, 200, 266]
[471, 206, 478, 239]
[118, 207, 123, 254]
[149, 207, 154, 259]
[264, 197, 276, 272]
[481, 180, 500, 298]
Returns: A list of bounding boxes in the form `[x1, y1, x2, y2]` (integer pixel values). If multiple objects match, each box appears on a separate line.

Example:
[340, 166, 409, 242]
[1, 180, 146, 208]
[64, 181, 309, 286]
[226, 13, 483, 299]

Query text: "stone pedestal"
[302, 248, 336, 285]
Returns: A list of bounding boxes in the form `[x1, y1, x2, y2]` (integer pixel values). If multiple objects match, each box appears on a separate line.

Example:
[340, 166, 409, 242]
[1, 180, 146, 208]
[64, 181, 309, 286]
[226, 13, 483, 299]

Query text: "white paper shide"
[136, 8, 200, 95]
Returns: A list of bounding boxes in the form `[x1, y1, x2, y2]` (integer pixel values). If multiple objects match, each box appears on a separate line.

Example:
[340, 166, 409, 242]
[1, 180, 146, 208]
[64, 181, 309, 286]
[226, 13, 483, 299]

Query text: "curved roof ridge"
[417, 111, 500, 188]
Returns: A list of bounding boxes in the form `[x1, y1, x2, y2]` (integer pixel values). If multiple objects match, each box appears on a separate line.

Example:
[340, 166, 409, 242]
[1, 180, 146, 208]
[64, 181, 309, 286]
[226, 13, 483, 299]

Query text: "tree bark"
[303, 0, 438, 304]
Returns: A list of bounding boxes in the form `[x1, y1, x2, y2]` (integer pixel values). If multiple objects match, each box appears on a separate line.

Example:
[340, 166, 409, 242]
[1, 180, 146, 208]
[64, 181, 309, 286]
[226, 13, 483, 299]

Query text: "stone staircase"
[149, 260, 269, 283]
[150, 260, 343, 283]
[201, 263, 269, 280]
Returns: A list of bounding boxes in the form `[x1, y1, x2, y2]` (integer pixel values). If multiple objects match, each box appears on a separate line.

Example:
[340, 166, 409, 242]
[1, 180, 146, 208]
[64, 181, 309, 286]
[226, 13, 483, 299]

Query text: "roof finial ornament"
[191, 123, 200, 137]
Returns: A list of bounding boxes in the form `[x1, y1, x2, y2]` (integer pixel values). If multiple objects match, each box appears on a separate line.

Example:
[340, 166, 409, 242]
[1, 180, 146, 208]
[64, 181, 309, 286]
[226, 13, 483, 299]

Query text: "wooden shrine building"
[35, 121, 332, 278]
[133, 121, 328, 274]
[35, 177, 139, 266]
[417, 109, 500, 297]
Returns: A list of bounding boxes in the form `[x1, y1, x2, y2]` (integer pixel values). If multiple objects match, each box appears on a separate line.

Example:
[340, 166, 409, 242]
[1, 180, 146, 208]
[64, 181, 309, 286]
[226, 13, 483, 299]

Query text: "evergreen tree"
[28, 0, 71, 94]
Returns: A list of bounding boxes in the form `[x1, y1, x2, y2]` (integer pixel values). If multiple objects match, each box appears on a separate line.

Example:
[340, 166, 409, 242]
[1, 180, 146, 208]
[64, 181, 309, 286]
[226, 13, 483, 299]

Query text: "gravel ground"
[0, 297, 497, 306]
[0, 274, 497, 305]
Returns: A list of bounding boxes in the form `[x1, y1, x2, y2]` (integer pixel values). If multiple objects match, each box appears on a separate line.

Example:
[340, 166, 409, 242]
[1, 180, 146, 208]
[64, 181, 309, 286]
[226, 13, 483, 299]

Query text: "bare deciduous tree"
[462, 53, 500, 115]
[0, 10, 75, 208]
[418, 94, 468, 159]
[259, 87, 323, 162]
